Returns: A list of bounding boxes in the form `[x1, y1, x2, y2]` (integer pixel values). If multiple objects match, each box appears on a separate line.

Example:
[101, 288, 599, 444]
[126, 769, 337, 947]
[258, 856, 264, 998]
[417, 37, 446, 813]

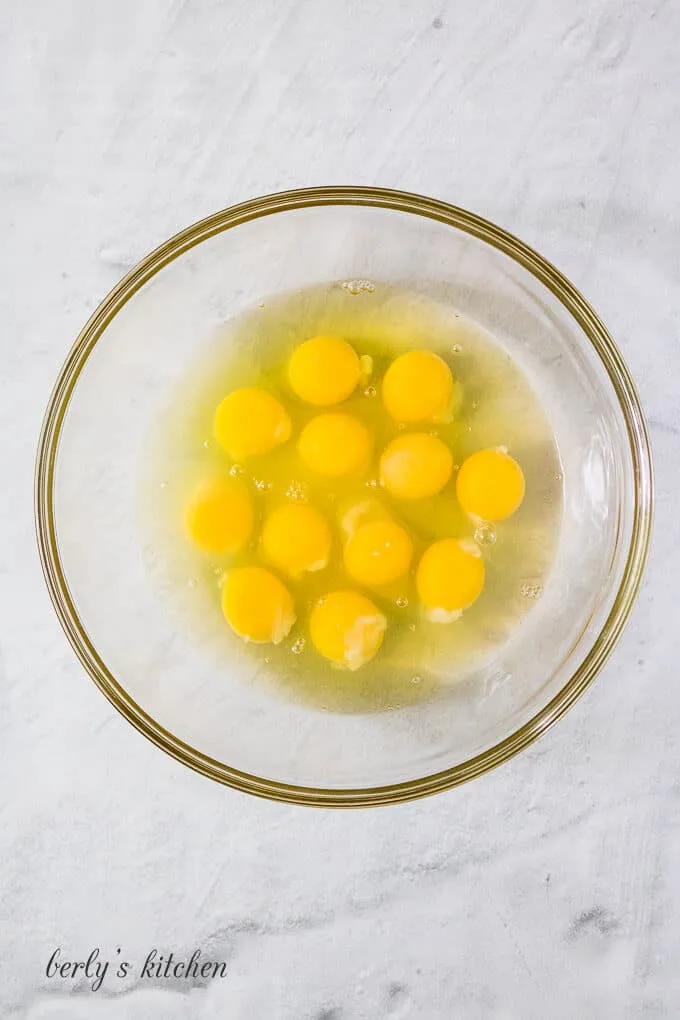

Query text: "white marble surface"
[1, 0, 678, 1016]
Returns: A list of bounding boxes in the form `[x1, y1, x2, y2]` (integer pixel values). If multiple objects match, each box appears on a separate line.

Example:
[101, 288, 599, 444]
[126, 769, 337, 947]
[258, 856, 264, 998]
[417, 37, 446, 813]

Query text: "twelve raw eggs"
[183, 335, 526, 674]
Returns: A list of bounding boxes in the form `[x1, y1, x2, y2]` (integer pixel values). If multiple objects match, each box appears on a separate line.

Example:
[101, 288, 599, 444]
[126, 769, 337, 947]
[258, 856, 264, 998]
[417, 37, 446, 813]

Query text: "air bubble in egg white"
[474, 523, 497, 546]
[341, 279, 376, 295]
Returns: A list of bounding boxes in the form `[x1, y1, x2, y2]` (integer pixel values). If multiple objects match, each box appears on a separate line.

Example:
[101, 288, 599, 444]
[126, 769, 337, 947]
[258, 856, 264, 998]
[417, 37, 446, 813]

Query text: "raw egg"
[171, 293, 548, 686]
[185, 477, 254, 554]
[298, 413, 372, 478]
[344, 519, 413, 587]
[222, 565, 296, 644]
[262, 502, 332, 579]
[288, 336, 361, 406]
[310, 590, 387, 671]
[456, 448, 525, 521]
[214, 387, 292, 461]
[379, 433, 453, 500]
[416, 538, 485, 622]
[383, 350, 454, 423]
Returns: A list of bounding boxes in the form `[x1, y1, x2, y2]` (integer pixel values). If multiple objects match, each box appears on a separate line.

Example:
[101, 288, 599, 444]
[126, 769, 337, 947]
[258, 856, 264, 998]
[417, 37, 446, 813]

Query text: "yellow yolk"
[383, 350, 454, 423]
[298, 413, 372, 478]
[416, 538, 485, 621]
[379, 433, 453, 500]
[344, 519, 413, 587]
[185, 477, 254, 554]
[288, 336, 361, 406]
[310, 590, 386, 671]
[213, 387, 292, 461]
[262, 503, 332, 578]
[222, 566, 296, 644]
[456, 448, 525, 521]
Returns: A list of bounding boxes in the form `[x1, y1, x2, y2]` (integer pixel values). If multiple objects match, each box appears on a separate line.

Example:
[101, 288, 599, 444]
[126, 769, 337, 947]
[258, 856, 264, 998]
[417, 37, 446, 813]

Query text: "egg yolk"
[298, 413, 372, 478]
[456, 448, 525, 521]
[379, 433, 453, 500]
[344, 519, 413, 587]
[310, 590, 387, 671]
[214, 387, 292, 461]
[185, 477, 254, 554]
[222, 566, 296, 644]
[262, 502, 332, 578]
[416, 538, 485, 622]
[288, 336, 361, 406]
[383, 350, 454, 423]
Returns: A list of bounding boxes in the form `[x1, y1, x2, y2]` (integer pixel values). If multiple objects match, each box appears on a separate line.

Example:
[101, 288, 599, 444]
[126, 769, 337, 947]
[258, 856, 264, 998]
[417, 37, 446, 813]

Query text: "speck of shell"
[253, 478, 271, 491]
[363, 385, 377, 398]
[555, 472, 563, 481]
[202, 440, 209, 448]
[474, 523, 497, 546]
[229, 464, 244, 476]
[286, 481, 308, 502]
[342, 278, 376, 295]
[395, 596, 409, 608]
[258, 303, 265, 309]
[159, 480, 168, 489]
[408, 623, 417, 632]
[432, 15, 443, 28]
[450, 344, 462, 354]
[365, 478, 380, 489]
[290, 637, 306, 655]
[411, 674, 423, 685]
[521, 582, 543, 600]
[471, 401, 479, 410]
[263, 656, 272, 664]
[397, 422, 407, 431]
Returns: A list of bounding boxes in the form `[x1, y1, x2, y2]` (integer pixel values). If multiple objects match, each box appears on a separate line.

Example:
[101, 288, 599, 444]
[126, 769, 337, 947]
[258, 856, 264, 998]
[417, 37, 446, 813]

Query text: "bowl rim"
[35, 185, 654, 807]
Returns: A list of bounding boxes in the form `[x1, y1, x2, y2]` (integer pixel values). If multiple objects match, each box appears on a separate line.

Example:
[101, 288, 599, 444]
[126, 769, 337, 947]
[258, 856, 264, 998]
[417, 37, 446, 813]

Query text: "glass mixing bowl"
[35, 187, 652, 806]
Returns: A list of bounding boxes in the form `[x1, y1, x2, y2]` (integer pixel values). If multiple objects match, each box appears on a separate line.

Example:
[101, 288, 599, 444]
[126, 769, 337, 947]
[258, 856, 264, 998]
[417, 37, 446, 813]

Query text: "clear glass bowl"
[35, 187, 653, 806]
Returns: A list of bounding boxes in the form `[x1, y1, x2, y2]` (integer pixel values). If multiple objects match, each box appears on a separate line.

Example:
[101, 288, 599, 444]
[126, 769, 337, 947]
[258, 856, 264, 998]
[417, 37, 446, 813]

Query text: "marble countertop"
[1, 1, 678, 1016]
